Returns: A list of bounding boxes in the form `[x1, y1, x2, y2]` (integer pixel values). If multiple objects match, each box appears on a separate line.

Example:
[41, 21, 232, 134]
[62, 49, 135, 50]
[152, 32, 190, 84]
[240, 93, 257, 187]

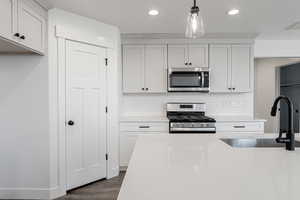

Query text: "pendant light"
[185, 0, 205, 38]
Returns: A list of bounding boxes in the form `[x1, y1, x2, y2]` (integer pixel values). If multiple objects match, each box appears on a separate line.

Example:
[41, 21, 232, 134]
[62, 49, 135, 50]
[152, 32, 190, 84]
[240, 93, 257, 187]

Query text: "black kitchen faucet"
[271, 96, 295, 151]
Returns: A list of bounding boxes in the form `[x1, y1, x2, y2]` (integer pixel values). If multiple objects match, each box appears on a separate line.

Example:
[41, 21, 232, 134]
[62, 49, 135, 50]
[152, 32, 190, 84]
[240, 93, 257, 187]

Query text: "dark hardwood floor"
[56, 171, 126, 200]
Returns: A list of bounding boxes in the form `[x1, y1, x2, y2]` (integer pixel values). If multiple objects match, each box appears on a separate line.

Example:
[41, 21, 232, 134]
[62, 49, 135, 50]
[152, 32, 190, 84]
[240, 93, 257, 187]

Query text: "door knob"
[68, 120, 75, 126]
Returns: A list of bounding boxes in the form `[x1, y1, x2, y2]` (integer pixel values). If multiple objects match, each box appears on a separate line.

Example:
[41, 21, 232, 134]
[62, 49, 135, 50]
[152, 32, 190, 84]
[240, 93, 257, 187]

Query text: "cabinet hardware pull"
[146, 88, 149, 91]
[189, 63, 192, 65]
[233, 125, 246, 129]
[142, 88, 145, 90]
[185, 62, 188, 65]
[232, 88, 236, 90]
[68, 120, 75, 126]
[139, 126, 150, 129]
[14, 33, 20, 37]
[20, 35, 26, 40]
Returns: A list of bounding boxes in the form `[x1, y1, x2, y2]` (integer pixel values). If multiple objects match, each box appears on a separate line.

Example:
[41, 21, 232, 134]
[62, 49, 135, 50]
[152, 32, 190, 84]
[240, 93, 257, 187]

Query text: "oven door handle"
[170, 127, 216, 133]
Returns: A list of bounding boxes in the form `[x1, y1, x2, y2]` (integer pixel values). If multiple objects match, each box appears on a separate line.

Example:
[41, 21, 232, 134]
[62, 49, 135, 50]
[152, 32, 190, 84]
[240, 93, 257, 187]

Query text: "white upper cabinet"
[144, 45, 167, 93]
[231, 45, 251, 93]
[0, 0, 15, 40]
[210, 44, 252, 93]
[17, 0, 46, 53]
[0, 0, 46, 55]
[209, 45, 231, 93]
[123, 44, 167, 93]
[168, 44, 208, 68]
[188, 44, 209, 68]
[123, 45, 145, 93]
[167, 45, 188, 67]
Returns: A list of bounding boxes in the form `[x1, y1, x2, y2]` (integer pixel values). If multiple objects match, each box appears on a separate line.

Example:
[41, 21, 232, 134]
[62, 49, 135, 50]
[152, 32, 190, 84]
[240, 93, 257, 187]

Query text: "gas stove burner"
[166, 103, 216, 134]
[167, 113, 216, 123]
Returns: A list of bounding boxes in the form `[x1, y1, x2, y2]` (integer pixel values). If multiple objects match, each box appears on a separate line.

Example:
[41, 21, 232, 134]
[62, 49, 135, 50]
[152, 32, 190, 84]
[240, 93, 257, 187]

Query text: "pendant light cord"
[194, 0, 196, 7]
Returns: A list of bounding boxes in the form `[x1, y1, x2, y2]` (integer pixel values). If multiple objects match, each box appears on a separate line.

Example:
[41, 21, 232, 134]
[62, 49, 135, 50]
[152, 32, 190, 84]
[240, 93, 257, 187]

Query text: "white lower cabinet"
[120, 133, 139, 167]
[216, 121, 264, 134]
[120, 122, 168, 167]
[120, 121, 264, 166]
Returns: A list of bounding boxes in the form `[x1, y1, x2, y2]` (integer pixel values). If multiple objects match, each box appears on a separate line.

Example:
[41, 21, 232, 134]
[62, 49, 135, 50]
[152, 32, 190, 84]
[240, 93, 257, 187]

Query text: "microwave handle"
[201, 72, 205, 87]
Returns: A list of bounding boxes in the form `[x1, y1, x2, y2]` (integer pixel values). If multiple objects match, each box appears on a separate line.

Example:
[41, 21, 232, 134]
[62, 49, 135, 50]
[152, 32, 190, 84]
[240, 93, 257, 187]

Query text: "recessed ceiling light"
[228, 9, 240, 16]
[149, 9, 159, 16]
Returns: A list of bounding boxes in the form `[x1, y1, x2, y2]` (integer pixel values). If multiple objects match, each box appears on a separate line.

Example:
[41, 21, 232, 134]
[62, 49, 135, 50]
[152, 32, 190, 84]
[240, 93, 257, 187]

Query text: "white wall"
[0, 53, 50, 199]
[48, 8, 121, 199]
[254, 58, 300, 133]
[254, 40, 300, 58]
[121, 93, 254, 117]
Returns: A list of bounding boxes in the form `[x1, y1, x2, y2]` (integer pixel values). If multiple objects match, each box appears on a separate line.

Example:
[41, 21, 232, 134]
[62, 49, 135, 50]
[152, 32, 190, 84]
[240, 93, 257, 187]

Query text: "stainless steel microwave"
[168, 67, 210, 92]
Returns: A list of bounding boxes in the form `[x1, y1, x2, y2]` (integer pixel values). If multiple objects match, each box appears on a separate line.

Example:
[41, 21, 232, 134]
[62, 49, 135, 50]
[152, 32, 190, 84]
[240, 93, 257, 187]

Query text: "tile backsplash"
[121, 92, 254, 117]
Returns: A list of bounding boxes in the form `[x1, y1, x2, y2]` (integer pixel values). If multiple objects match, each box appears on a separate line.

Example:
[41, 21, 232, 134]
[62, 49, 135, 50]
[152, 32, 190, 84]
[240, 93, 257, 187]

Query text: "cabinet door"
[209, 45, 231, 93]
[17, 0, 46, 53]
[145, 45, 167, 93]
[168, 45, 188, 68]
[123, 45, 145, 93]
[231, 45, 252, 93]
[120, 133, 139, 167]
[120, 131, 167, 167]
[188, 44, 208, 68]
[0, 0, 15, 39]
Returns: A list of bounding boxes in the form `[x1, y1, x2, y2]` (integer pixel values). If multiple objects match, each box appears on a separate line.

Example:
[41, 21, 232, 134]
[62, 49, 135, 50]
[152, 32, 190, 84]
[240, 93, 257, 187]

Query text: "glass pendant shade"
[185, 0, 205, 38]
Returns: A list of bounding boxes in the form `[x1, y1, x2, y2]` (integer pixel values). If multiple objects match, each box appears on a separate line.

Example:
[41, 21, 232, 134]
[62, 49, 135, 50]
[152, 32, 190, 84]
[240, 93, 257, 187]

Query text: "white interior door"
[66, 40, 107, 190]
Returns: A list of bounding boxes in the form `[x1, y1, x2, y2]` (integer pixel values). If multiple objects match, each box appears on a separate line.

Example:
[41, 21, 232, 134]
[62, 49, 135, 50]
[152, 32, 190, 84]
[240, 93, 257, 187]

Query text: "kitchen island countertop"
[118, 134, 300, 200]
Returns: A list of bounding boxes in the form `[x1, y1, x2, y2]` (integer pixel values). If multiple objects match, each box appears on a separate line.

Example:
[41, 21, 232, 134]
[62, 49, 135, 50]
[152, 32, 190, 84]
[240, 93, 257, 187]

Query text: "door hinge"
[105, 106, 108, 113]
[105, 58, 108, 66]
[105, 154, 108, 161]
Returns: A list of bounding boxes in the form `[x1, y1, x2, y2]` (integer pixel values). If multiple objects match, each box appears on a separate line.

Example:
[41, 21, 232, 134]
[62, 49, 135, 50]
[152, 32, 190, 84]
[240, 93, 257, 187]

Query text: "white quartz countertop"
[118, 134, 300, 200]
[120, 115, 266, 123]
[120, 116, 169, 122]
[212, 115, 267, 122]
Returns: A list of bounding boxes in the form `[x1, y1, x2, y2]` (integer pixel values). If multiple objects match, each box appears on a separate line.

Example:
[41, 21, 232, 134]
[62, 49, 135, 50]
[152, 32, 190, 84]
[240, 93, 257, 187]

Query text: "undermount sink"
[220, 138, 300, 148]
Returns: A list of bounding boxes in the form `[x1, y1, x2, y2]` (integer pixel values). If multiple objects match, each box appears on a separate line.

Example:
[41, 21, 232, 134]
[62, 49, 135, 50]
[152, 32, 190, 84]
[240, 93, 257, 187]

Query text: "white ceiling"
[41, 0, 300, 38]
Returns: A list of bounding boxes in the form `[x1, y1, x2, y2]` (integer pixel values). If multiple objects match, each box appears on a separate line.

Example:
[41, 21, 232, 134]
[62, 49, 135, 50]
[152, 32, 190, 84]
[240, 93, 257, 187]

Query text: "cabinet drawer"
[216, 122, 264, 133]
[120, 122, 169, 132]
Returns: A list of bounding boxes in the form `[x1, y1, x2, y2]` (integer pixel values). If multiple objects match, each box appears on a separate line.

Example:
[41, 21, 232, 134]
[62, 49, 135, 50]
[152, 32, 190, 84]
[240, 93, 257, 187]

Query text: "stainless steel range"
[167, 103, 216, 134]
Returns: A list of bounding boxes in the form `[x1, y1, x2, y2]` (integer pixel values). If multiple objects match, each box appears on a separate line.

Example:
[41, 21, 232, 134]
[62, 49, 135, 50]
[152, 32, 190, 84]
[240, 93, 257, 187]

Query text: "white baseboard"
[49, 186, 66, 200]
[0, 186, 66, 200]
